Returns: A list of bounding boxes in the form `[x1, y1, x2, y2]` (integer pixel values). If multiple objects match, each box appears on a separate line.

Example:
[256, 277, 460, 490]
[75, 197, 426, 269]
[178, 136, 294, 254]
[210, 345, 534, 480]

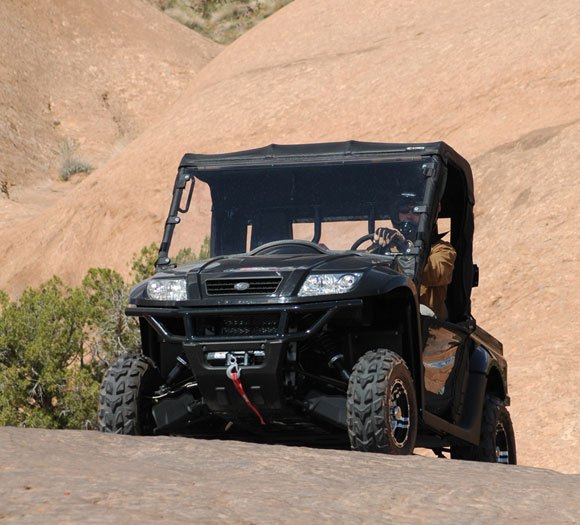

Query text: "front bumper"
[126, 300, 362, 416]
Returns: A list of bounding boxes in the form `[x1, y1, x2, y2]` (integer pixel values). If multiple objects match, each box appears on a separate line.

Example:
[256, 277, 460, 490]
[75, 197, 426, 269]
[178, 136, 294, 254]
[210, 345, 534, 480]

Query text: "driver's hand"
[374, 227, 405, 247]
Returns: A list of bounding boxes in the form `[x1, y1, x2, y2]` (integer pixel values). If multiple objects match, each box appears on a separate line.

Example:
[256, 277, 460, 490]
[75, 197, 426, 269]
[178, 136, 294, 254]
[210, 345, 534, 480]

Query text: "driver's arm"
[421, 241, 456, 286]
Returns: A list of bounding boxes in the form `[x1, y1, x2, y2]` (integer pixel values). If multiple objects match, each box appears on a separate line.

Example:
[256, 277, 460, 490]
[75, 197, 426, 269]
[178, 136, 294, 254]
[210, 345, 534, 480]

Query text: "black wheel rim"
[495, 421, 511, 464]
[388, 379, 411, 448]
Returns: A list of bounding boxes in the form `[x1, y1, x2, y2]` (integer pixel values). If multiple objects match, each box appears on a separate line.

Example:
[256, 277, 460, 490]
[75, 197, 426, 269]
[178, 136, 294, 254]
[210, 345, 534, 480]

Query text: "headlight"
[146, 279, 187, 301]
[298, 272, 362, 297]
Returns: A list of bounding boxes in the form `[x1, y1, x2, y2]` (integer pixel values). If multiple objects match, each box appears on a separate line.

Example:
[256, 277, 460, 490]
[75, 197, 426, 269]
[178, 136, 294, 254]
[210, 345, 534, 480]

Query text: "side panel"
[421, 317, 469, 419]
[422, 328, 508, 445]
[471, 325, 508, 399]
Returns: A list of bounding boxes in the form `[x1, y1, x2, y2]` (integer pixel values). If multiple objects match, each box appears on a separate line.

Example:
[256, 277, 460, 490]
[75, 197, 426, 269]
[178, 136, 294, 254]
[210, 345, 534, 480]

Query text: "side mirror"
[472, 264, 479, 288]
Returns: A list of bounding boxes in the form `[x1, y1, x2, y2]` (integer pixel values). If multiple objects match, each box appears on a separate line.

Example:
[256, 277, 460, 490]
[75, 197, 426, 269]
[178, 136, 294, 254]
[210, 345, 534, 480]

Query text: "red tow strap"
[228, 370, 266, 425]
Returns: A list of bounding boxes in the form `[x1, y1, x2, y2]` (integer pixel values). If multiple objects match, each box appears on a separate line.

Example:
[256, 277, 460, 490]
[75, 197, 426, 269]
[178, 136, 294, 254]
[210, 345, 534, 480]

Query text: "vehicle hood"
[193, 252, 375, 275]
[132, 251, 414, 306]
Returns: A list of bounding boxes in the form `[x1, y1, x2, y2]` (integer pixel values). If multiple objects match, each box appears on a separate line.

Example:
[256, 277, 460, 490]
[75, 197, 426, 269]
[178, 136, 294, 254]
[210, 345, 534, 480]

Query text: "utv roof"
[179, 141, 473, 203]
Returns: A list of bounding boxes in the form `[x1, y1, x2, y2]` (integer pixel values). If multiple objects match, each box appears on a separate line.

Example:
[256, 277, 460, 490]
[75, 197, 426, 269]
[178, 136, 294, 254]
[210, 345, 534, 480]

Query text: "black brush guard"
[126, 300, 362, 416]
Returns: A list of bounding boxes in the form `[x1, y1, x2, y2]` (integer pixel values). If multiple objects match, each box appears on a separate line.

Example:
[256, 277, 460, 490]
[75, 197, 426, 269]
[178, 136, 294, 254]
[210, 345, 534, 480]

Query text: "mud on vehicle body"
[99, 141, 516, 463]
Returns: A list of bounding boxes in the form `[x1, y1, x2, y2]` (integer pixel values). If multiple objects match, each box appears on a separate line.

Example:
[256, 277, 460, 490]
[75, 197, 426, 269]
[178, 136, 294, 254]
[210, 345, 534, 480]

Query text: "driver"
[373, 196, 457, 321]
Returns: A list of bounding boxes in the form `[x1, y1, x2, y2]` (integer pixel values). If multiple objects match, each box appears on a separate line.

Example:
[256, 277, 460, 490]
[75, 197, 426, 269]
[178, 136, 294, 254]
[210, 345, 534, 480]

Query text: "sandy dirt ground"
[0, 428, 579, 525]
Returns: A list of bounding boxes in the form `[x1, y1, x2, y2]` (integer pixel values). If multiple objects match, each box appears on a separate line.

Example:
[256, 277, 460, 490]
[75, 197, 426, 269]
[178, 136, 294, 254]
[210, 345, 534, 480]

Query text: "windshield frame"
[205, 157, 438, 257]
[156, 148, 447, 286]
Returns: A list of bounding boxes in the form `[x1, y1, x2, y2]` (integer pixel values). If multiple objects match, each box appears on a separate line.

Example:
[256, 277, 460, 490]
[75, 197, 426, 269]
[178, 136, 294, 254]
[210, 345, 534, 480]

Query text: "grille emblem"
[206, 277, 282, 295]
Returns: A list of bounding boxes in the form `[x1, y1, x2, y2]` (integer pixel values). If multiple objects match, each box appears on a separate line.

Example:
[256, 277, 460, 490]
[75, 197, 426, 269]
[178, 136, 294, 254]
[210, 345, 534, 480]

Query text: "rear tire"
[451, 395, 517, 464]
[98, 353, 161, 435]
[347, 349, 418, 454]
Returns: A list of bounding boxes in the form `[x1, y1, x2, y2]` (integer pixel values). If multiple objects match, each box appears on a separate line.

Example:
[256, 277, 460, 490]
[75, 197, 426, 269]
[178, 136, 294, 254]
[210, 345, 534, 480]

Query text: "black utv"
[98, 141, 516, 463]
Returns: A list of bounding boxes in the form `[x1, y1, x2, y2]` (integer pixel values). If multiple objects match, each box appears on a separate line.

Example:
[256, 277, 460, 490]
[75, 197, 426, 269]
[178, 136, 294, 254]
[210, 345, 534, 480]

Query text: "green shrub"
[82, 268, 141, 369]
[0, 278, 91, 428]
[130, 236, 211, 284]
[174, 235, 211, 265]
[58, 138, 94, 181]
[0, 290, 8, 311]
[0, 237, 212, 429]
[159, 0, 293, 44]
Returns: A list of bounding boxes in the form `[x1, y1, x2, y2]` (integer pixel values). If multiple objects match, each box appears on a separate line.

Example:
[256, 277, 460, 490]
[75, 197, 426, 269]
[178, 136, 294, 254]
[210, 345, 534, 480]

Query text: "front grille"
[221, 317, 279, 336]
[198, 315, 280, 337]
[205, 277, 282, 296]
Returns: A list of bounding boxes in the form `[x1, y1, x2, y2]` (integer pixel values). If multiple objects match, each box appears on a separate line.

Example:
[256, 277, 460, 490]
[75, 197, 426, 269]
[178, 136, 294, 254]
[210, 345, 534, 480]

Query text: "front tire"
[451, 395, 517, 464]
[347, 349, 418, 454]
[98, 353, 161, 435]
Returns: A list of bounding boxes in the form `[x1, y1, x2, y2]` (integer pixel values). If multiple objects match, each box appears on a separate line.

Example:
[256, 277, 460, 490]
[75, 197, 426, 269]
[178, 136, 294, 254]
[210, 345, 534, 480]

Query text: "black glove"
[374, 227, 405, 248]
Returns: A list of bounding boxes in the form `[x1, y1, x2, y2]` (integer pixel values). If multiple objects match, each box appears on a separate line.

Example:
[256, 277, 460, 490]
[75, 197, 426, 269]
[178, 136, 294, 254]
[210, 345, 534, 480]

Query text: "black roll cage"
[155, 141, 475, 321]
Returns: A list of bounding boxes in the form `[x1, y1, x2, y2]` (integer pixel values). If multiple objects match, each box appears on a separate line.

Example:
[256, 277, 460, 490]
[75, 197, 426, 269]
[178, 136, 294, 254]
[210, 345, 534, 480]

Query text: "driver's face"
[398, 211, 420, 225]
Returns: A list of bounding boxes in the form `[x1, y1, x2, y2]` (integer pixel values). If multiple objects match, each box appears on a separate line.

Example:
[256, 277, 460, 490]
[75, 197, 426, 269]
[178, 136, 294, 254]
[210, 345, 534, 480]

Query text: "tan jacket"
[419, 240, 457, 320]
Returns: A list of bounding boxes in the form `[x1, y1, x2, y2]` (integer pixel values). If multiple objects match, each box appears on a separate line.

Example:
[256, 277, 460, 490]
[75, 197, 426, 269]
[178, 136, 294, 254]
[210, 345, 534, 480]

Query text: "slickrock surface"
[0, 0, 220, 197]
[0, 0, 578, 478]
[470, 120, 580, 474]
[1, 428, 579, 524]
[2, 0, 577, 290]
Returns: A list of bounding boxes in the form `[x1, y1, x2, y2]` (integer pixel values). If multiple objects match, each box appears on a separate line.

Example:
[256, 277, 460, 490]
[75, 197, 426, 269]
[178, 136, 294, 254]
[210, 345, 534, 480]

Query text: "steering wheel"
[350, 233, 410, 253]
[350, 233, 376, 251]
